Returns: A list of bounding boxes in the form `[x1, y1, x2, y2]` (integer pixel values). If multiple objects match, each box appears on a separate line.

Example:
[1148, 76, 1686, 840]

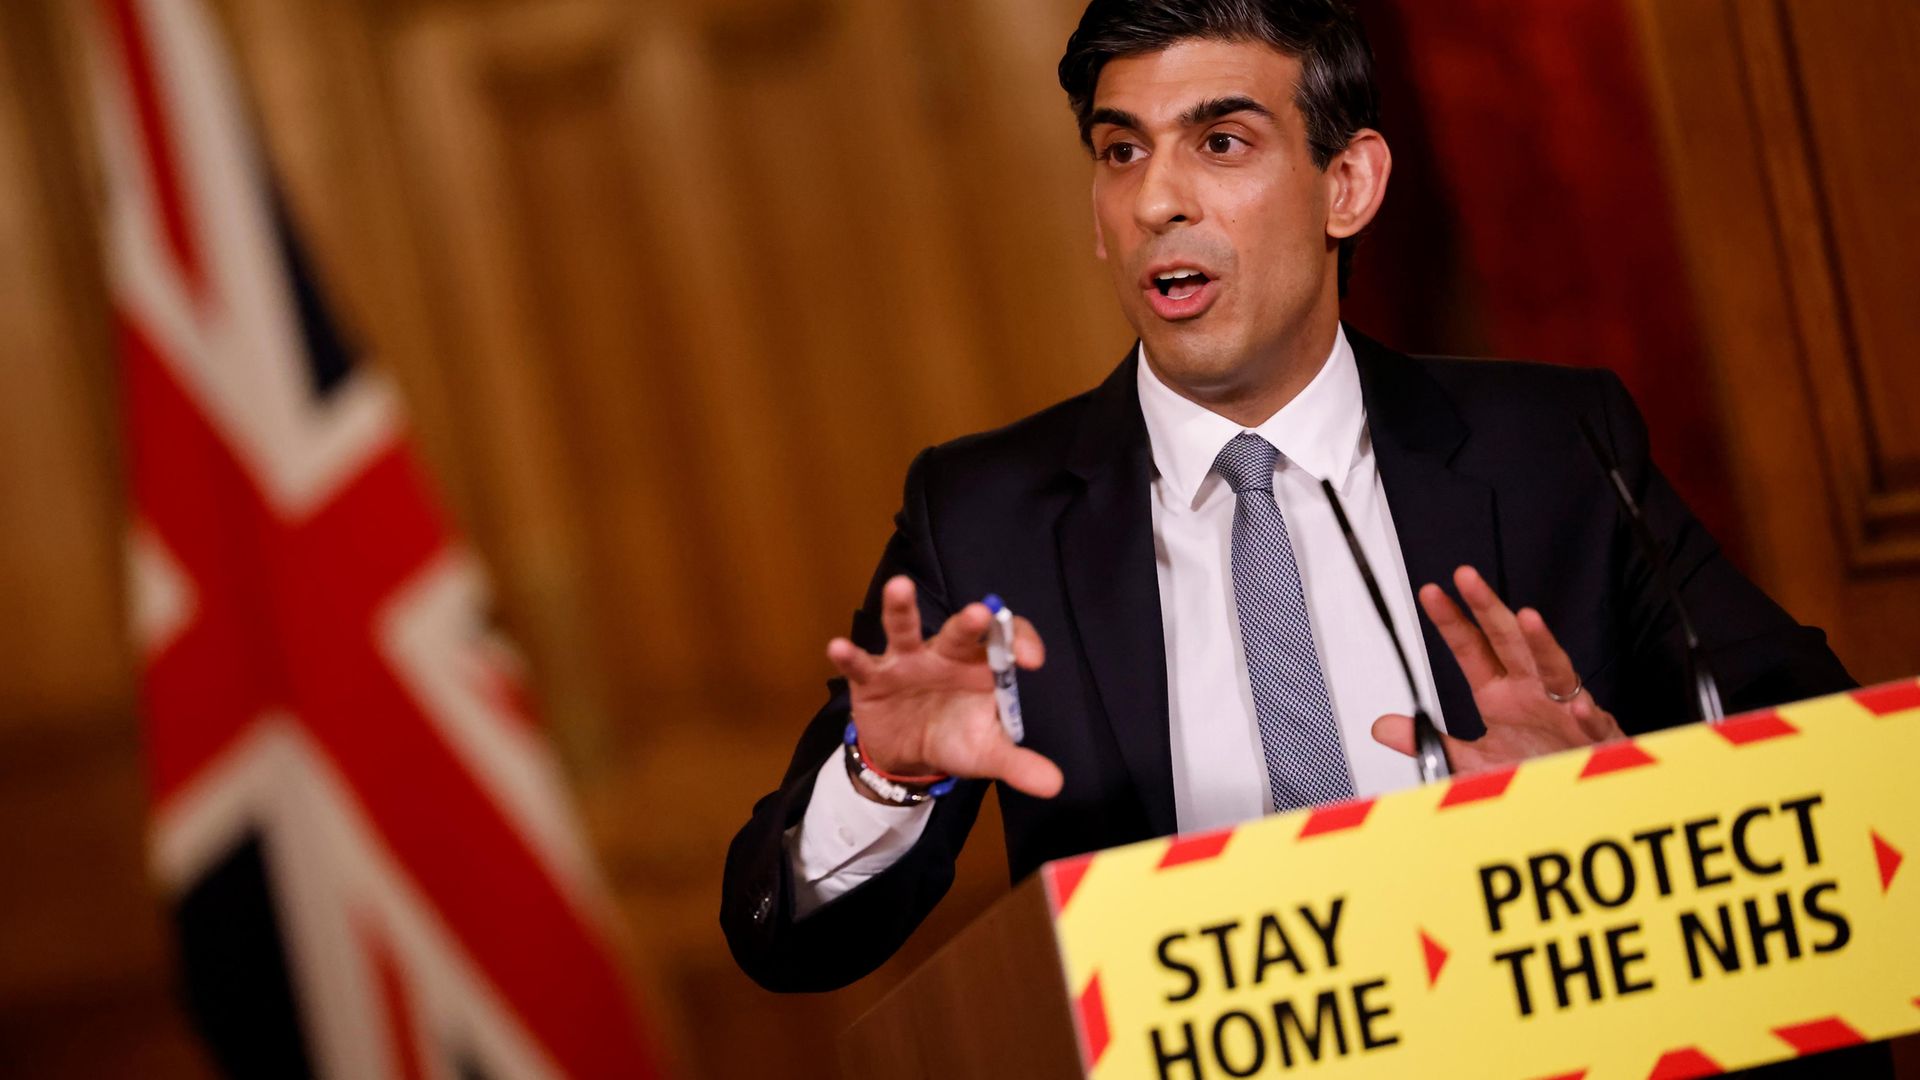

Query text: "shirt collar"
[1136, 326, 1365, 510]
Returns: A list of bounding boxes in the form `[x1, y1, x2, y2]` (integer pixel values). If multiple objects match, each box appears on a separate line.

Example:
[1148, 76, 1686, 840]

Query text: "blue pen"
[982, 594, 1025, 743]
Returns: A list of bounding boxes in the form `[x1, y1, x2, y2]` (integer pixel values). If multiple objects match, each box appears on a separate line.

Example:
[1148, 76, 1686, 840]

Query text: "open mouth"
[1153, 269, 1212, 300]
[1143, 265, 1220, 320]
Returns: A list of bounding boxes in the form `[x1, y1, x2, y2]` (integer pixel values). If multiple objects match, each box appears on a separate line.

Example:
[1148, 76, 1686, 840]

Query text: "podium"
[841, 682, 1920, 1079]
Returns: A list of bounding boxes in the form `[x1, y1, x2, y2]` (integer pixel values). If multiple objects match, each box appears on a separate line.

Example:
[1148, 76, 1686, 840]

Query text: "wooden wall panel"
[0, 1, 211, 1075]
[0, 0, 124, 726]
[9, 0, 1915, 1075]
[1713, 1, 1920, 572]
[1633, 0, 1920, 690]
[210, 0, 1124, 1076]
[1762, 2, 1920, 564]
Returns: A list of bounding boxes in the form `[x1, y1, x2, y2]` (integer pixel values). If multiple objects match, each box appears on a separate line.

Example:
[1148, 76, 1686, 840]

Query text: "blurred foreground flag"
[85, 0, 661, 1076]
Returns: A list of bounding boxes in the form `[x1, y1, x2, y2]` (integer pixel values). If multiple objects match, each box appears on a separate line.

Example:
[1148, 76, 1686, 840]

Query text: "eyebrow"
[1179, 95, 1276, 127]
[1083, 95, 1277, 143]
[1086, 106, 1143, 135]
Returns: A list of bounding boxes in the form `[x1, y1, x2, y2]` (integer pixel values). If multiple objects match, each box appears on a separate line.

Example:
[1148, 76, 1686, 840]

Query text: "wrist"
[842, 721, 955, 805]
[844, 714, 937, 778]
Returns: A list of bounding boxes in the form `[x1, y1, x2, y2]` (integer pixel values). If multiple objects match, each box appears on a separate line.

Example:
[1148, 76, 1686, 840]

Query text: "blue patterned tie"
[1213, 433, 1355, 811]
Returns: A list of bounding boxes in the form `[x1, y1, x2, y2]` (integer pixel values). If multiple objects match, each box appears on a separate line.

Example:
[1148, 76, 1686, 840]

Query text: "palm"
[1454, 681, 1603, 770]
[848, 653, 997, 772]
[1375, 566, 1621, 774]
[826, 576, 1063, 797]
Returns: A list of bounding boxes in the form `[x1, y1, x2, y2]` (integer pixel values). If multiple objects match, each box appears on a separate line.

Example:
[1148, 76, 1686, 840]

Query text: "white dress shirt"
[784, 327, 1448, 915]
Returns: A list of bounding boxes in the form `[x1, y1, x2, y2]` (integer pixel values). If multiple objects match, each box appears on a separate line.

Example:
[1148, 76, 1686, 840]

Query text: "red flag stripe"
[100, 0, 204, 297]
[367, 923, 428, 1080]
[127, 321, 650, 1076]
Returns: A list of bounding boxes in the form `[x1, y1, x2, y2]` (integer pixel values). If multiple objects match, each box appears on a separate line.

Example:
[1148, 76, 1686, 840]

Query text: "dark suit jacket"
[721, 327, 1855, 998]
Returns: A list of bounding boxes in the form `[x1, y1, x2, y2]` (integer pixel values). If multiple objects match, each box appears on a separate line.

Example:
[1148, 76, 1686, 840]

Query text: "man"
[723, 4, 1877, 1071]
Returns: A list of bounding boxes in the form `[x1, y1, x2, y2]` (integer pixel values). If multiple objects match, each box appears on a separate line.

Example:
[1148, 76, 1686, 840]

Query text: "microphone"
[1319, 479, 1451, 782]
[1576, 416, 1725, 725]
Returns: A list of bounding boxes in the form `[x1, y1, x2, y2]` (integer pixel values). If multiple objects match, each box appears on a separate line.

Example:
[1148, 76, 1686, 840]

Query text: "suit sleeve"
[720, 447, 991, 993]
[1589, 370, 1855, 727]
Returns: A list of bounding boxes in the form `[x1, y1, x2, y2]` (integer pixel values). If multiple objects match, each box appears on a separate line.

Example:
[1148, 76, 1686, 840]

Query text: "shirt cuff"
[783, 747, 935, 917]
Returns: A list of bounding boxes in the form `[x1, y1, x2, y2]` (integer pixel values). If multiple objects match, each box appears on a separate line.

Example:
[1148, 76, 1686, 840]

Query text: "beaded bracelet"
[842, 720, 958, 804]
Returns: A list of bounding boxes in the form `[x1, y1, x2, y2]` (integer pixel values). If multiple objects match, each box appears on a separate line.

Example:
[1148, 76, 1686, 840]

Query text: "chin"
[1138, 326, 1249, 392]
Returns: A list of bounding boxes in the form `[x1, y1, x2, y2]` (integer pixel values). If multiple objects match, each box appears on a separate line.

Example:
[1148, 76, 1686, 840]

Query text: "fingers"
[1454, 566, 1534, 679]
[987, 743, 1064, 799]
[826, 637, 878, 683]
[1518, 607, 1579, 697]
[1419, 583, 1503, 686]
[1570, 695, 1623, 743]
[929, 602, 993, 663]
[879, 576, 923, 654]
[1013, 615, 1047, 670]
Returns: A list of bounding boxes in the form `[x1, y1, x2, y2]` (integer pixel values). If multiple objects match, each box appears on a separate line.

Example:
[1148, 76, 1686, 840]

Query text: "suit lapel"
[1351, 328, 1501, 739]
[1050, 331, 1501, 823]
[1056, 351, 1178, 839]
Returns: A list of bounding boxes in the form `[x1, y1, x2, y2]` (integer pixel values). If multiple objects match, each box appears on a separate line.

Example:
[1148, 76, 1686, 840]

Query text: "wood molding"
[1719, 0, 1920, 571]
[1631, 0, 1920, 680]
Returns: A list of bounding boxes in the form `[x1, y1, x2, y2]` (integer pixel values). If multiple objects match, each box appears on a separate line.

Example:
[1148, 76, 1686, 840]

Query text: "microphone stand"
[1320, 479, 1452, 782]
[1576, 416, 1725, 725]
[1316, 409, 1725, 789]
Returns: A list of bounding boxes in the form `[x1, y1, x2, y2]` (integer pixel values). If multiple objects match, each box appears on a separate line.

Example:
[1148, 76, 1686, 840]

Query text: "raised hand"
[1372, 565, 1622, 774]
[826, 575, 1063, 799]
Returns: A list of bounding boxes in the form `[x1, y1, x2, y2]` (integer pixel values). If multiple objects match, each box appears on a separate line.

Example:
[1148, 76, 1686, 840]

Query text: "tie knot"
[1212, 432, 1279, 494]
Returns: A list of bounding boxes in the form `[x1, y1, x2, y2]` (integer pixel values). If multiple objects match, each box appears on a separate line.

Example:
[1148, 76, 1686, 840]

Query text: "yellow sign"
[1044, 682, 1920, 1079]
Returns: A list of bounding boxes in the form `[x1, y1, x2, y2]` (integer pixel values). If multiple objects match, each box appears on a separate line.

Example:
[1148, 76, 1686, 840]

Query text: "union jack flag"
[85, 0, 660, 1075]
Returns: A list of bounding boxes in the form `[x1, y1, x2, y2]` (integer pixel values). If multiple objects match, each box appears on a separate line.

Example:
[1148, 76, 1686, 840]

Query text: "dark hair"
[1059, 0, 1380, 293]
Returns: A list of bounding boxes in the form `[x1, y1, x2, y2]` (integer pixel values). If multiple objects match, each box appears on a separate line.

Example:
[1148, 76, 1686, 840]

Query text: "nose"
[1133, 153, 1199, 235]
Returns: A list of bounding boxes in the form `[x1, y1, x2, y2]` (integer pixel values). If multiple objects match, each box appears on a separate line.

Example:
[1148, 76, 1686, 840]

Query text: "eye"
[1099, 141, 1143, 165]
[1205, 132, 1245, 155]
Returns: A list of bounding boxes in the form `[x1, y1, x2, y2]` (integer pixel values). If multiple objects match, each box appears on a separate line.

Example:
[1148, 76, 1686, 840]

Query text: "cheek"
[1091, 200, 1129, 266]
[1223, 174, 1328, 273]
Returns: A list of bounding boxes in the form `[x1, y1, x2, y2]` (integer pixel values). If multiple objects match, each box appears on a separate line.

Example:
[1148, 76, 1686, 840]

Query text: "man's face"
[1088, 39, 1339, 395]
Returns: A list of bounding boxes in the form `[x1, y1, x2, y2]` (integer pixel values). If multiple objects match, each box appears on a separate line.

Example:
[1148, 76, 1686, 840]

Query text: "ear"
[1325, 129, 1392, 241]
[1092, 180, 1109, 261]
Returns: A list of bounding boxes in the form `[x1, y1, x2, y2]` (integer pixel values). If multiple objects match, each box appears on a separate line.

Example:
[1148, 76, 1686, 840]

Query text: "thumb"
[1372, 713, 1416, 756]
[987, 743, 1064, 799]
[1373, 713, 1472, 764]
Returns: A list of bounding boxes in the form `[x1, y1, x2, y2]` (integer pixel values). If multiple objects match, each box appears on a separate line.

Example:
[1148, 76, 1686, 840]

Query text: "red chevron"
[1418, 929, 1448, 987]
[1711, 710, 1798, 746]
[1873, 831, 1903, 893]
[1076, 973, 1111, 1068]
[1045, 854, 1095, 917]
[1854, 680, 1920, 717]
[1647, 1046, 1722, 1078]
[1772, 1017, 1866, 1057]
[1579, 740, 1658, 778]
[1158, 828, 1236, 869]
[1439, 765, 1518, 807]
[1299, 796, 1376, 838]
